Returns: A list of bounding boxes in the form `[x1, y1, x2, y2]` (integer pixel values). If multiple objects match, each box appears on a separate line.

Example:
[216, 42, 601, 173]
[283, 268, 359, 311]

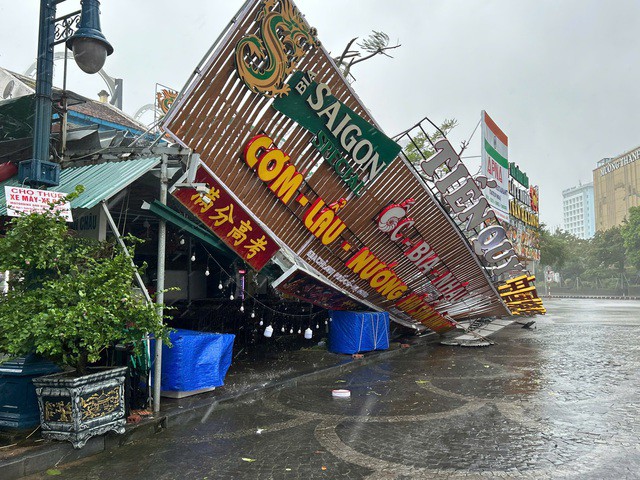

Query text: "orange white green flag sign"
[480, 110, 510, 224]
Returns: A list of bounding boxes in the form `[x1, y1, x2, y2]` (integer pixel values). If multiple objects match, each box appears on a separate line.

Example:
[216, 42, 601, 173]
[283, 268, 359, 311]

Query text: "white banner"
[4, 186, 73, 222]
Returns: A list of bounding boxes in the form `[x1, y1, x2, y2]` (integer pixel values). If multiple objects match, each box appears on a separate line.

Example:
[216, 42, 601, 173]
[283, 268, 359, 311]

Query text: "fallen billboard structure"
[162, 0, 543, 332]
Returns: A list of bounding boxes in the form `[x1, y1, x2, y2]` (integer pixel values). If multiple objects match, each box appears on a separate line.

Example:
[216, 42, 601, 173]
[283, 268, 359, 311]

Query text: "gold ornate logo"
[156, 88, 178, 115]
[235, 0, 319, 98]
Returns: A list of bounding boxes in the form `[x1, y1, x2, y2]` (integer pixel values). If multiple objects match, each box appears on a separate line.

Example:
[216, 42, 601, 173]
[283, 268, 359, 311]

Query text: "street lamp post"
[18, 0, 113, 187]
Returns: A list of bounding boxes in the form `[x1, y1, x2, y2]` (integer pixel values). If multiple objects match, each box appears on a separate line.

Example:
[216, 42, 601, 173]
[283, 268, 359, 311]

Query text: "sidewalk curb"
[1, 334, 438, 479]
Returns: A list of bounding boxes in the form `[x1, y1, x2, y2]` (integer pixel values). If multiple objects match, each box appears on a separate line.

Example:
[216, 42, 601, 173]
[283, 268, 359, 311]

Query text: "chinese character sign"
[172, 168, 279, 271]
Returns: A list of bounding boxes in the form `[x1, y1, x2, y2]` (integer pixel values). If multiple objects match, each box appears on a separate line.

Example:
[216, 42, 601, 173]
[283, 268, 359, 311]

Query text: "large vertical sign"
[481, 111, 510, 224]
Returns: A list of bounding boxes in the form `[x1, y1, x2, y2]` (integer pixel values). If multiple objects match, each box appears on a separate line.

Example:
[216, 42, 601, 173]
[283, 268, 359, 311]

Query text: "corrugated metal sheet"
[0, 157, 160, 214]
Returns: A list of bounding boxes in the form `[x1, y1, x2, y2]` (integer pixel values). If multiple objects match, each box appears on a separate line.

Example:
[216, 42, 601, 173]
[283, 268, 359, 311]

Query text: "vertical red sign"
[172, 168, 279, 271]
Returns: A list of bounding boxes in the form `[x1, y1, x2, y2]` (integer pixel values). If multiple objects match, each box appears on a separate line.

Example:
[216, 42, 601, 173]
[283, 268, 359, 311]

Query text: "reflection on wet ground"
[26, 299, 640, 479]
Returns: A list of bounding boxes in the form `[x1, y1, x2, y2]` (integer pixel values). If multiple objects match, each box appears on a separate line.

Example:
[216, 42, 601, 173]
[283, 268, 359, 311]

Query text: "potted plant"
[0, 190, 169, 448]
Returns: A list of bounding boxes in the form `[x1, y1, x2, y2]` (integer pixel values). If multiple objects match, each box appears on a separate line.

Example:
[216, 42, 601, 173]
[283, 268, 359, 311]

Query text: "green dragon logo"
[235, 0, 320, 98]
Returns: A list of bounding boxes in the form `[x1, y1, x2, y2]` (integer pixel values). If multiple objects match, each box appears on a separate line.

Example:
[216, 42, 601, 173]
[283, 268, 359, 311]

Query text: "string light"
[205, 267, 210, 276]
[200, 244, 326, 320]
[229, 293, 234, 300]
[297, 328, 301, 334]
[179, 238, 185, 245]
[281, 326, 286, 333]
[263, 324, 273, 338]
[289, 327, 294, 334]
[191, 254, 196, 262]
[259, 319, 264, 326]
[240, 304, 245, 313]
[251, 310, 256, 318]
[316, 323, 320, 329]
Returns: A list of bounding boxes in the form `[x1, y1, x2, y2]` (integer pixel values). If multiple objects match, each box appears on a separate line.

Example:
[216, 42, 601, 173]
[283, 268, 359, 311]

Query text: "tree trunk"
[77, 351, 90, 376]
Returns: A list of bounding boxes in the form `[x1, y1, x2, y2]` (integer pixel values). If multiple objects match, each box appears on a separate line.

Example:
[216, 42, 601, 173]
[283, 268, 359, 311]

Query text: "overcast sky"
[1, 0, 639, 229]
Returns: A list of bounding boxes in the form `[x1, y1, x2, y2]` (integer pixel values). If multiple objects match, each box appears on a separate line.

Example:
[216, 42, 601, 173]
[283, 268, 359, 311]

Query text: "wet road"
[29, 299, 640, 479]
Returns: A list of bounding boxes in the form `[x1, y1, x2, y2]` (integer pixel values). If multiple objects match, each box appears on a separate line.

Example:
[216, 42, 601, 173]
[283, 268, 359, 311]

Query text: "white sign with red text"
[4, 186, 73, 222]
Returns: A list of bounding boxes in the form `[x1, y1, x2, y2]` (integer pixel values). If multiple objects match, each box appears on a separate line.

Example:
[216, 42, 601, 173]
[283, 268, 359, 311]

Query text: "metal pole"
[33, 0, 57, 164]
[60, 50, 69, 157]
[153, 154, 168, 413]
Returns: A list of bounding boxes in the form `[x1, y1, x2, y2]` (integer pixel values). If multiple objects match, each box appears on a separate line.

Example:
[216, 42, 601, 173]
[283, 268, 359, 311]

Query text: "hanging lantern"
[263, 325, 273, 338]
[304, 328, 313, 339]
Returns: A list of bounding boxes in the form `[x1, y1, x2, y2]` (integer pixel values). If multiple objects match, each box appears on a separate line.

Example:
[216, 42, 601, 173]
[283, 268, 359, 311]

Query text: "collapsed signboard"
[163, 0, 516, 330]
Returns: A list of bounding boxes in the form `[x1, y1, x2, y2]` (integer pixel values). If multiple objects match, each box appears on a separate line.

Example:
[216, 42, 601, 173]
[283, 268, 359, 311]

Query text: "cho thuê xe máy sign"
[234, 0, 319, 98]
[4, 186, 73, 222]
[172, 166, 279, 271]
[272, 71, 401, 195]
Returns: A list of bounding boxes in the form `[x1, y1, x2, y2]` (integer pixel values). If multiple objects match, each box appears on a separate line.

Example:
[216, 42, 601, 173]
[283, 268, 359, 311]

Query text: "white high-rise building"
[562, 182, 595, 239]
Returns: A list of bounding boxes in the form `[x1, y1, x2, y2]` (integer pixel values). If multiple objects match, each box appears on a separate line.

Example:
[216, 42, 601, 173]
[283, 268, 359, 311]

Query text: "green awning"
[0, 157, 161, 215]
[142, 200, 233, 258]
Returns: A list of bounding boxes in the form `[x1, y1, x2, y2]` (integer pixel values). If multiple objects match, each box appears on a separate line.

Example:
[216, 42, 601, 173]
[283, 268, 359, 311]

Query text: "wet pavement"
[24, 298, 640, 479]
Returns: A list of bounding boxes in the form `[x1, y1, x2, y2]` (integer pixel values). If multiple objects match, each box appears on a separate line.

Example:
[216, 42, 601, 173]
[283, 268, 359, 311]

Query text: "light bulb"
[179, 238, 185, 245]
[297, 328, 301, 334]
[191, 254, 196, 262]
[218, 281, 223, 290]
[251, 311, 256, 318]
[205, 268, 210, 276]
[316, 324, 319, 329]
[259, 320, 264, 326]
[325, 320, 328, 325]
[289, 328, 293, 334]
[263, 325, 273, 338]
[230, 293, 234, 300]
[240, 304, 245, 312]
[281, 326, 285, 333]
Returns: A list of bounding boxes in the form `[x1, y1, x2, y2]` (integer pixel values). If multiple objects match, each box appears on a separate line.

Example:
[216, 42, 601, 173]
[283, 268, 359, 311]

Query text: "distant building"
[593, 145, 640, 231]
[562, 182, 595, 239]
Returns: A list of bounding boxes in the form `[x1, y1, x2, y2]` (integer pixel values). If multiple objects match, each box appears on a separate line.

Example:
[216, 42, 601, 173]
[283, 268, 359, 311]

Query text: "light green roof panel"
[0, 157, 160, 214]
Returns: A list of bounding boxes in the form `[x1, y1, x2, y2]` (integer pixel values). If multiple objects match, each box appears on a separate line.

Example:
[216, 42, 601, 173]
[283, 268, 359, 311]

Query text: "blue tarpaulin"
[328, 311, 390, 354]
[157, 329, 235, 391]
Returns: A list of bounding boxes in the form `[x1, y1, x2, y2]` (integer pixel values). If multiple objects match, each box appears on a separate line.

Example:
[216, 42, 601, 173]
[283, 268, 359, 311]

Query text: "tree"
[333, 31, 401, 78]
[0, 196, 168, 375]
[589, 226, 626, 274]
[539, 225, 569, 270]
[622, 206, 640, 270]
[402, 118, 459, 165]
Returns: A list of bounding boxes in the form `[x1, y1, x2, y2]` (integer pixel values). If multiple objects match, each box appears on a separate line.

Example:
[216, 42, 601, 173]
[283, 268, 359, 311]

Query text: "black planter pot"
[32, 366, 127, 449]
